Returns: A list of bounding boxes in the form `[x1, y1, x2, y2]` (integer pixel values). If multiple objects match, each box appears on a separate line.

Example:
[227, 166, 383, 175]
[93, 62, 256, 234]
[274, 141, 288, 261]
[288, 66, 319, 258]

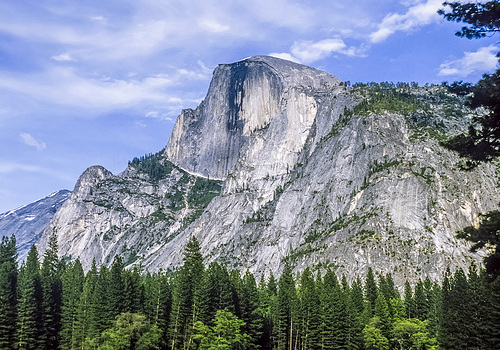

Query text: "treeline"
[0, 234, 499, 350]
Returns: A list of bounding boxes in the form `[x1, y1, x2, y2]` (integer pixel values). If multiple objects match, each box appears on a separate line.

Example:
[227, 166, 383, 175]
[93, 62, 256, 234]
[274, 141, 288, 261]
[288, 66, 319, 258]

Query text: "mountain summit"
[39, 56, 499, 284]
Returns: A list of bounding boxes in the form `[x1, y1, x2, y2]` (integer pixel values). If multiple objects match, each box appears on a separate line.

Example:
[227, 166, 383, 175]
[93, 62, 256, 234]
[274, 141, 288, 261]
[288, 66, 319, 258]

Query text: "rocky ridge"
[40, 56, 499, 285]
[0, 190, 71, 261]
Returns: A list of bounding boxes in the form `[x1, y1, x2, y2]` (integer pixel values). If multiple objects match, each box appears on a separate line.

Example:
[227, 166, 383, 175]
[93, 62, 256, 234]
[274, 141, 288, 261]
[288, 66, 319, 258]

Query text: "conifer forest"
[0, 234, 499, 350]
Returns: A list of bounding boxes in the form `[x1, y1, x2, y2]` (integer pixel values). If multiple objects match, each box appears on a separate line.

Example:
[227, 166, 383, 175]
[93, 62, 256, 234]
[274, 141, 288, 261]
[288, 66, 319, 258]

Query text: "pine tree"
[0, 235, 18, 350]
[403, 280, 414, 319]
[486, 273, 500, 348]
[379, 273, 398, 321]
[373, 293, 390, 340]
[108, 255, 125, 319]
[365, 267, 378, 314]
[17, 245, 44, 350]
[198, 262, 234, 324]
[229, 269, 242, 318]
[94, 264, 113, 332]
[60, 259, 84, 350]
[73, 260, 99, 349]
[321, 269, 350, 350]
[169, 236, 204, 350]
[342, 275, 364, 350]
[413, 279, 427, 320]
[439, 268, 453, 349]
[41, 233, 63, 350]
[423, 277, 440, 338]
[257, 273, 273, 350]
[122, 266, 144, 314]
[143, 270, 172, 347]
[239, 270, 262, 349]
[276, 262, 296, 350]
[296, 268, 321, 350]
[450, 269, 473, 349]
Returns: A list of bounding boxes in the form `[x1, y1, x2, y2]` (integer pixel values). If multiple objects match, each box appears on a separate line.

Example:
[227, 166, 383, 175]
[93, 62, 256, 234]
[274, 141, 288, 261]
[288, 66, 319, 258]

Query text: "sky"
[0, 0, 499, 213]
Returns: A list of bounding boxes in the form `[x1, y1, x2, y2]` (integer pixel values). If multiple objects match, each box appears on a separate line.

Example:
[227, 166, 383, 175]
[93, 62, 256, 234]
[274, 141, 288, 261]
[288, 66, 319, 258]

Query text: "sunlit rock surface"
[39, 56, 499, 285]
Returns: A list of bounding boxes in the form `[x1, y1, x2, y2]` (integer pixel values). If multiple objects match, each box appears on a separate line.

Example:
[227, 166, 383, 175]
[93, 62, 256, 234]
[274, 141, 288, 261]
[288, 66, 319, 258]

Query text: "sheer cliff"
[40, 56, 499, 284]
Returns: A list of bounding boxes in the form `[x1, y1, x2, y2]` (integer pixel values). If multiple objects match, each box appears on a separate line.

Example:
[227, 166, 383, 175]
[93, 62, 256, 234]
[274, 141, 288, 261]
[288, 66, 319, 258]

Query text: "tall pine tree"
[0, 235, 18, 350]
[60, 259, 84, 350]
[169, 236, 204, 350]
[17, 245, 44, 350]
[41, 234, 63, 350]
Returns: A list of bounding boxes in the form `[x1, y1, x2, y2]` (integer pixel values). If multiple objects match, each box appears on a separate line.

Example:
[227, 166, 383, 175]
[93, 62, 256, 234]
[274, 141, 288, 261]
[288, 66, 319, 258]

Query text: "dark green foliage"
[60, 259, 84, 350]
[73, 261, 99, 348]
[403, 281, 414, 319]
[41, 234, 63, 350]
[373, 293, 391, 340]
[0, 235, 17, 350]
[365, 267, 378, 313]
[198, 262, 235, 324]
[440, 268, 475, 350]
[129, 150, 176, 182]
[109, 255, 125, 318]
[423, 277, 440, 338]
[4, 235, 500, 349]
[413, 280, 427, 321]
[276, 262, 297, 350]
[457, 209, 500, 275]
[169, 236, 205, 350]
[296, 268, 321, 350]
[143, 271, 172, 347]
[17, 245, 44, 350]
[351, 82, 429, 116]
[321, 269, 350, 350]
[438, 1, 500, 39]
[239, 271, 262, 349]
[122, 266, 144, 314]
[440, 2, 500, 167]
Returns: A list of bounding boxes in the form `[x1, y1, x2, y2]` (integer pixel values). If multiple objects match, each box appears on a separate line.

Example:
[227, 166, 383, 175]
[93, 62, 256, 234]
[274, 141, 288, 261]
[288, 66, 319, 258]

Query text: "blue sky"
[0, 0, 498, 213]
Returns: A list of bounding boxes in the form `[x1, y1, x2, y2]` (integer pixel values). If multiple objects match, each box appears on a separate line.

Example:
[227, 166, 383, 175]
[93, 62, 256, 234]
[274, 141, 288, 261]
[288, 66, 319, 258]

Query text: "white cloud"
[199, 19, 230, 33]
[52, 53, 74, 61]
[370, 0, 442, 43]
[20, 133, 46, 151]
[0, 67, 199, 111]
[271, 38, 367, 64]
[0, 163, 43, 174]
[438, 45, 499, 77]
[145, 111, 174, 122]
[90, 15, 107, 22]
[269, 52, 301, 63]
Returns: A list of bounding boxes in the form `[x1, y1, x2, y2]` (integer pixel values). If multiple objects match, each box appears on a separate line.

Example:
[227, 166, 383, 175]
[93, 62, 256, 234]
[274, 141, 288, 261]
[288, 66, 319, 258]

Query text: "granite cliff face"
[39, 56, 499, 284]
[0, 190, 70, 261]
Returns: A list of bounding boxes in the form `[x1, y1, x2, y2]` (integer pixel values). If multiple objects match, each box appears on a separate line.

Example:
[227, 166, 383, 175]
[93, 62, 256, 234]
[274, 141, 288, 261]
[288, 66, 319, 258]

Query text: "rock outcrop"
[39, 56, 499, 285]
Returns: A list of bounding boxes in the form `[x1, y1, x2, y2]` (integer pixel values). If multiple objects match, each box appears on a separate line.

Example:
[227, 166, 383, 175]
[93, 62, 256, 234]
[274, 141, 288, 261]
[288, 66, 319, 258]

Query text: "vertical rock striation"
[38, 56, 499, 285]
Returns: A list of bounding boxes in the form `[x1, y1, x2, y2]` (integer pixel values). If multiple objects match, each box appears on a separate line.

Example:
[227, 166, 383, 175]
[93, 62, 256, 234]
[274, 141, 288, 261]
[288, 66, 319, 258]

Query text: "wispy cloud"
[0, 65, 210, 112]
[438, 45, 499, 77]
[271, 38, 366, 64]
[0, 162, 72, 182]
[0, 163, 44, 174]
[145, 111, 174, 122]
[20, 133, 46, 151]
[52, 53, 74, 61]
[370, 0, 442, 43]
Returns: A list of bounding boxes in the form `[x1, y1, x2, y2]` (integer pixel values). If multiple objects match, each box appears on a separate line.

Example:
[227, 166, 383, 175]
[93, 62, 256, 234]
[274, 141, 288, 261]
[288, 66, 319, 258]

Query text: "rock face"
[39, 56, 499, 284]
[165, 56, 339, 179]
[0, 190, 71, 261]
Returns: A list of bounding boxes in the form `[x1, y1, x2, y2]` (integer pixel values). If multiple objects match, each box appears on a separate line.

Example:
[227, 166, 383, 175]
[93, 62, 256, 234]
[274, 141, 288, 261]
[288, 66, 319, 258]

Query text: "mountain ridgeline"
[38, 56, 499, 284]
